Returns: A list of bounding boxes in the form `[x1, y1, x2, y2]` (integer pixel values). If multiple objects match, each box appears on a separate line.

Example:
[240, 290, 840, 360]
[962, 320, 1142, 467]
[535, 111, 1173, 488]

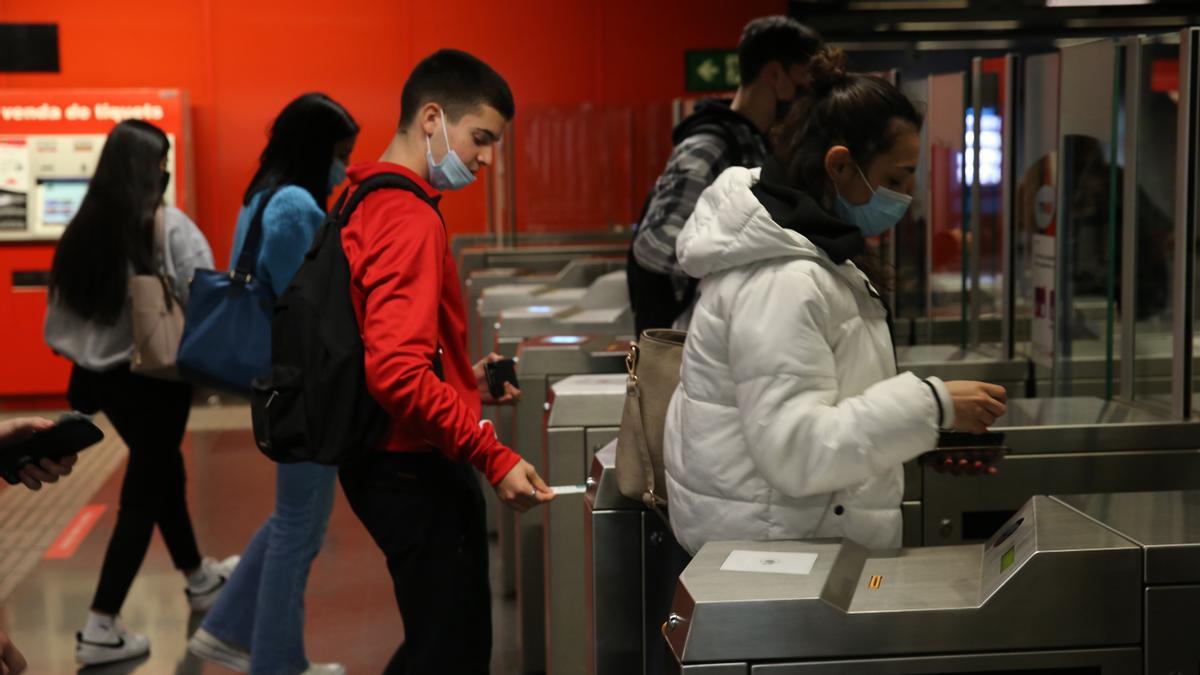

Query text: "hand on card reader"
[919, 431, 1008, 476]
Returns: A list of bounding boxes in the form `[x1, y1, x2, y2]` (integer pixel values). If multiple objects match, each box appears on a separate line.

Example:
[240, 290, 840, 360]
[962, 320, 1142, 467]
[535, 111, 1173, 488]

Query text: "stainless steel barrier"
[916, 397, 1200, 546]
[667, 489, 1200, 673]
[667, 496, 1142, 673]
[476, 259, 625, 362]
[584, 442, 690, 675]
[496, 273, 632, 360]
[542, 375, 626, 675]
[494, 335, 627, 599]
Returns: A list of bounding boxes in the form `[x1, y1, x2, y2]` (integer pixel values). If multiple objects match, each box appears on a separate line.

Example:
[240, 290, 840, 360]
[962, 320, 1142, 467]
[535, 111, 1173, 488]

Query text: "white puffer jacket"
[663, 166, 953, 555]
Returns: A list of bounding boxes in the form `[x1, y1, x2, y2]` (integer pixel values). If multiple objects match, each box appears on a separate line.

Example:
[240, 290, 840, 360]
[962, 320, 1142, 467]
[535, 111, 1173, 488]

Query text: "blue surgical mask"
[328, 160, 347, 194]
[834, 164, 913, 237]
[425, 109, 476, 191]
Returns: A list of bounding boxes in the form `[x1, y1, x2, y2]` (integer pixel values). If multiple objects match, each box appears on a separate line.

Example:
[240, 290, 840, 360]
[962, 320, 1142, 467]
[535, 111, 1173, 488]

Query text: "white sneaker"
[186, 555, 240, 612]
[75, 619, 151, 666]
[187, 627, 250, 673]
[300, 664, 346, 675]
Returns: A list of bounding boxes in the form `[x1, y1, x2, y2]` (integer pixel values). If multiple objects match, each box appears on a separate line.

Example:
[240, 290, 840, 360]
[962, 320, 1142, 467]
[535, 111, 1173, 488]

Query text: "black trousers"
[340, 451, 492, 675]
[70, 364, 202, 615]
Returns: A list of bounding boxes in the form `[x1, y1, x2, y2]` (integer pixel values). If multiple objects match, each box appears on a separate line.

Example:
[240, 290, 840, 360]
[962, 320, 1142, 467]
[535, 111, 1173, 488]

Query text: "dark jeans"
[70, 364, 202, 615]
[340, 451, 492, 675]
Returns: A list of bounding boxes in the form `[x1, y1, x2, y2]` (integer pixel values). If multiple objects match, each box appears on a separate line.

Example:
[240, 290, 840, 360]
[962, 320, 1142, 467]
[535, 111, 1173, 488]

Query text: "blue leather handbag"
[176, 188, 280, 395]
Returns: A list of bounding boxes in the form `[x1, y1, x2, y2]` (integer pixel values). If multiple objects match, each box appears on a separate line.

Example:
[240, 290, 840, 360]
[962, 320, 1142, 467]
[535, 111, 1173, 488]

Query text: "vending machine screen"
[39, 179, 89, 227]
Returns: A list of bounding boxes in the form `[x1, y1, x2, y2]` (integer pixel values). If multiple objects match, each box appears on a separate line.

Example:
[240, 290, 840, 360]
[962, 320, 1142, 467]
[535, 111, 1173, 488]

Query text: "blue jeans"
[202, 461, 338, 675]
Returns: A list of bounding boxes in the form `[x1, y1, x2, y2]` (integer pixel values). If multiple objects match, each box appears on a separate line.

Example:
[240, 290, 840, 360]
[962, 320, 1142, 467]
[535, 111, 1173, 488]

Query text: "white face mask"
[425, 108, 475, 191]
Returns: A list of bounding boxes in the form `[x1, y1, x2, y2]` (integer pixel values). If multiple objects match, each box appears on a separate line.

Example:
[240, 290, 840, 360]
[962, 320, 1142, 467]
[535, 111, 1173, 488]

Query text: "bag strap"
[328, 173, 446, 379]
[149, 208, 178, 309]
[336, 172, 444, 229]
[234, 186, 283, 282]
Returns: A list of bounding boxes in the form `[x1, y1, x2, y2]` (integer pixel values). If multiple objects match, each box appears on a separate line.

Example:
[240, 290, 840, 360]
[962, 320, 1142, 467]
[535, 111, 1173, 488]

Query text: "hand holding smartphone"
[0, 412, 103, 485]
[484, 358, 520, 400]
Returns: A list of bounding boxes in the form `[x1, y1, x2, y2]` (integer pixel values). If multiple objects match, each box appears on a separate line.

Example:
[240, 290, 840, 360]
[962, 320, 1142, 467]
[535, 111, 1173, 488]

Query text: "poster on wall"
[1019, 152, 1057, 368]
[0, 138, 30, 230]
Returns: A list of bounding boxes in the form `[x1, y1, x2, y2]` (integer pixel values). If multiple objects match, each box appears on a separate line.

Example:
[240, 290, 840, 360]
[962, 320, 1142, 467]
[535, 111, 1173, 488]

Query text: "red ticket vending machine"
[0, 89, 193, 403]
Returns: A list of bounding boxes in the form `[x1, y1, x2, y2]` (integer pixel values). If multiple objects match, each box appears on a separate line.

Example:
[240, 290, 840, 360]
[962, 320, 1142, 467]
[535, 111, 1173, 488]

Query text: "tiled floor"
[0, 415, 523, 674]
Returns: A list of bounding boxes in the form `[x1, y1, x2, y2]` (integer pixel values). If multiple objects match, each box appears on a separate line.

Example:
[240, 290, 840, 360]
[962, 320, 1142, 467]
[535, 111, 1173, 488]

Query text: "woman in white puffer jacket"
[663, 48, 1008, 556]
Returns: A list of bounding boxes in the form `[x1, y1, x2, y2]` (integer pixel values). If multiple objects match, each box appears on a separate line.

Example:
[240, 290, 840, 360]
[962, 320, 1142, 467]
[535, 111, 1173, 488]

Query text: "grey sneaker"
[186, 555, 240, 612]
[187, 627, 250, 673]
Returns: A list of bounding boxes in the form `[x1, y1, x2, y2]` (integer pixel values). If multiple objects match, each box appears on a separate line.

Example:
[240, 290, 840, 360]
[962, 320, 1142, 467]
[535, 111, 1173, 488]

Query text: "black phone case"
[485, 359, 519, 399]
[937, 431, 1006, 448]
[0, 413, 104, 485]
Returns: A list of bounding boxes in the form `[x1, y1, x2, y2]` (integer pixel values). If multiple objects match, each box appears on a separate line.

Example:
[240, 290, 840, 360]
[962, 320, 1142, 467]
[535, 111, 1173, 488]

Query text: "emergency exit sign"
[686, 50, 740, 92]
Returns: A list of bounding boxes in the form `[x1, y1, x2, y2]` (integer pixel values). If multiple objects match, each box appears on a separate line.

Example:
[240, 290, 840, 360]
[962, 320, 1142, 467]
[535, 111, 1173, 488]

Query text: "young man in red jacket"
[338, 49, 554, 674]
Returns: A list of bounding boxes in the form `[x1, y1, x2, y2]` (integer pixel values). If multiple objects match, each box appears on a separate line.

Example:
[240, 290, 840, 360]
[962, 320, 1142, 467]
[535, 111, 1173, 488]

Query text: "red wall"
[0, 0, 782, 398]
[1, 0, 781, 259]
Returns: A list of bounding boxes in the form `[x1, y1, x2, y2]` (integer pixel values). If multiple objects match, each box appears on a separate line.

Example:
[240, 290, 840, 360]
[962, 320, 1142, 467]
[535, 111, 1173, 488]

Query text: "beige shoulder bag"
[615, 329, 686, 518]
[129, 209, 184, 379]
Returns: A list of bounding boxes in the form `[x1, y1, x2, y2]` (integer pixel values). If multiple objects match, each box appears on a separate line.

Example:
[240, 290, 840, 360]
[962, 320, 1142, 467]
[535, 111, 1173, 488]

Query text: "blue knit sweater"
[229, 186, 326, 297]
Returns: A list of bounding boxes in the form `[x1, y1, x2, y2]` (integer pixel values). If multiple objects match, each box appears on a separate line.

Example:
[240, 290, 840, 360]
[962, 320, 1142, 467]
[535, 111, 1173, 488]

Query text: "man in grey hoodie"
[628, 15, 822, 333]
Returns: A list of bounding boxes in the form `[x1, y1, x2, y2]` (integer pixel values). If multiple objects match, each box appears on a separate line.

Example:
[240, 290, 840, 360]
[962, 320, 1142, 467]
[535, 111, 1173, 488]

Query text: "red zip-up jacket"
[341, 162, 521, 485]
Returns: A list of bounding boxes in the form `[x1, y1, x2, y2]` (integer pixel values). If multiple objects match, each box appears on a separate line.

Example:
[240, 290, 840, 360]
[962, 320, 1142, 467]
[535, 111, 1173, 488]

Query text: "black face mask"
[160, 170, 171, 200]
[775, 97, 796, 125]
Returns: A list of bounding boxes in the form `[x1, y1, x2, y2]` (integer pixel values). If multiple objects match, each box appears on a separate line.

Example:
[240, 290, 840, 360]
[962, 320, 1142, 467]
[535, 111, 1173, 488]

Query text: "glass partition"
[1184, 28, 1200, 419]
[896, 76, 931, 335]
[1054, 39, 1121, 398]
[925, 72, 968, 345]
[1123, 33, 1181, 412]
[1015, 53, 1060, 368]
[968, 57, 1010, 353]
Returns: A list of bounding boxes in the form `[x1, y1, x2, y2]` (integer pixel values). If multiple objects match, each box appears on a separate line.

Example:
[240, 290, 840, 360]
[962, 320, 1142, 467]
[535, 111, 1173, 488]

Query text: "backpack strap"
[335, 172, 444, 229]
[234, 186, 283, 283]
[332, 172, 446, 380]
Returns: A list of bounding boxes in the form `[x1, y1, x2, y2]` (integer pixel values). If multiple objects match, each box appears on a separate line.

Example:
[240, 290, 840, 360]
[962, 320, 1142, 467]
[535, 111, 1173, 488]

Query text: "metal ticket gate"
[516, 374, 623, 674]
[541, 375, 627, 675]
[475, 258, 624, 362]
[584, 442, 690, 675]
[666, 496, 1143, 673]
[493, 336, 627, 598]
[1056, 490, 1200, 674]
[496, 271, 633, 360]
[667, 489, 1200, 673]
[913, 397, 1200, 546]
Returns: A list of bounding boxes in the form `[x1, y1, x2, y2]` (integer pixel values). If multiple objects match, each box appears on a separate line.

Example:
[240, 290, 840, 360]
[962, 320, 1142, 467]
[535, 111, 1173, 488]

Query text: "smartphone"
[0, 412, 104, 485]
[484, 358, 519, 399]
[937, 431, 1006, 449]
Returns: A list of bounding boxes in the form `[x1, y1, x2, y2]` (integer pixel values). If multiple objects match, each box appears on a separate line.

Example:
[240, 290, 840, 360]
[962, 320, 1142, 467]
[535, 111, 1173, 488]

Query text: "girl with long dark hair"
[187, 93, 358, 675]
[45, 119, 235, 666]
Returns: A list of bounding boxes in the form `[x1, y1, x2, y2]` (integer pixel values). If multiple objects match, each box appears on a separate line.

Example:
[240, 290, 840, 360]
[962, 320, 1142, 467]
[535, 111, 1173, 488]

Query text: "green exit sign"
[686, 50, 740, 92]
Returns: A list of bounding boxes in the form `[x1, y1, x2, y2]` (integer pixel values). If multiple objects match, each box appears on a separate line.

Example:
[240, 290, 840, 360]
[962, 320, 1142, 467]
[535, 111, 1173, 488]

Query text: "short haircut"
[738, 16, 823, 84]
[398, 49, 515, 130]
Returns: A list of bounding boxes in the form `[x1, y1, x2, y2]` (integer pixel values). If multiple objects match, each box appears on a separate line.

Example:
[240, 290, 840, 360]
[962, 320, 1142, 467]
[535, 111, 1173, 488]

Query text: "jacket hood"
[677, 159, 865, 279]
[671, 99, 764, 146]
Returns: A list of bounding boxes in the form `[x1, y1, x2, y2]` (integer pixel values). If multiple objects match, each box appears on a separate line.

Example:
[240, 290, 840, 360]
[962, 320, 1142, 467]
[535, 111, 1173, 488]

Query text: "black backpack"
[627, 122, 746, 336]
[251, 172, 442, 465]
